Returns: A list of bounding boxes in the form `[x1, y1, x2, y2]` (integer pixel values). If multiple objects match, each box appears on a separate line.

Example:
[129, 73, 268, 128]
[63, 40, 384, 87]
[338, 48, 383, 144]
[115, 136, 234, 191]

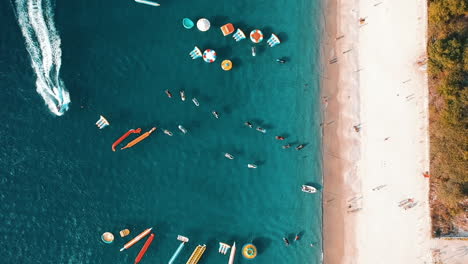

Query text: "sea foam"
[14, 0, 70, 116]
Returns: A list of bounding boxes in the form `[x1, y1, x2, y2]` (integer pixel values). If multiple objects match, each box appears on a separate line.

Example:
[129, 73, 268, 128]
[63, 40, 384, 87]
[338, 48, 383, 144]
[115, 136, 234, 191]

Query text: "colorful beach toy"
[218, 242, 231, 255]
[183, 18, 194, 29]
[242, 243, 257, 259]
[189, 46, 202, 59]
[250, 29, 264, 43]
[232, 29, 246, 42]
[203, 49, 217, 63]
[267, 33, 281, 47]
[96, 115, 109, 129]
[221, 60, 232, 71]
[197, 18, 211, 32]
[101, 232, 114, 244]
[220, 23, 235, 36]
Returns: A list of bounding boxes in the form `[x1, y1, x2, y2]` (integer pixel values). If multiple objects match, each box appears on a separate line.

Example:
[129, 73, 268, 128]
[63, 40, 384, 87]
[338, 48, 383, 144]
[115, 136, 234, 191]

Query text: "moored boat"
[134, 0, 160, 7]
[301, 185, 317, 193]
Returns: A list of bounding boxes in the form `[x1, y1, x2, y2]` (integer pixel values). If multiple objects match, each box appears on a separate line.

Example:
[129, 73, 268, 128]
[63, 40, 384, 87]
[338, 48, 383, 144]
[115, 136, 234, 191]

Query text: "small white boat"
[224, 153, 234, 160]
[212, 111, 219, 119]
[163, 129, 173, 136]
[251, 47, 256, 57]
[247, 164, 257, 169]
[192, 98, 200, 106]
[134, 0, 160, 7]
[178, 125, 187, 134]
[256, 127, 266, 133]
[180, 90, 186, 101]
[301, 185, 317, 193]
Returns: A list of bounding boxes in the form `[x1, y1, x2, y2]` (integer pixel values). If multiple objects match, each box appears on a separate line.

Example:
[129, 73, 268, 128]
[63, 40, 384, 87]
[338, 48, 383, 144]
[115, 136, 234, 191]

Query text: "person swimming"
[180, 90, 186, 101]
[163, 129, 173, 136]
[283, 237, 290, 246]
[244, 121, 253, 128]
[276, 58, 286, 64]
[165, 90, 172, 98]
[282, 144, 291, 149]
[296, 144, 305, 150]
[256, 127, 266, 133]
[224, 153, 234, 160]
[275, 136, 285, 140]
[212, 111, 219, 119]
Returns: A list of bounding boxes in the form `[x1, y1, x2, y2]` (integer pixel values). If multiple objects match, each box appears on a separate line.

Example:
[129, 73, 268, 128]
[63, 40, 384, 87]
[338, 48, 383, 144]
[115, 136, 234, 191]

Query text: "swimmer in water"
[276, 58, 286, 64]
[163, 129, 173, 136]
[283, 237, 290, 246]
[165, 90, 172, 98]
[180, 90, 186, 101]
[244, 122, 253, 128]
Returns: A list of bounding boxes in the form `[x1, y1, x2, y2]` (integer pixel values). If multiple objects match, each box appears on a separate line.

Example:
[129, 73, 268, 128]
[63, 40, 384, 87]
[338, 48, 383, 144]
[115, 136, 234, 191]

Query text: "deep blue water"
[0, 0, 323, 263]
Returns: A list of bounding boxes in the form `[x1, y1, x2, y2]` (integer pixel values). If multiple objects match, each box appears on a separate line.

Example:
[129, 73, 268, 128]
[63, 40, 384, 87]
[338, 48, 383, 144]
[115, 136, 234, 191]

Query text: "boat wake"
[13, 0, 70, 116]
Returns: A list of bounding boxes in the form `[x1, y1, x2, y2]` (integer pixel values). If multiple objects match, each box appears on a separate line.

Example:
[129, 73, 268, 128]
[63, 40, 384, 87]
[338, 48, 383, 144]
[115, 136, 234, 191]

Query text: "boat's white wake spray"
[14, 0, 70, 116]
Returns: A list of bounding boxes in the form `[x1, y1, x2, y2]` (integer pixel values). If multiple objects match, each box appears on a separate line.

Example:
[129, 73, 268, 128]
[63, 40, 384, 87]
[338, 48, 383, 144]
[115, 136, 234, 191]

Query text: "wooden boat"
[112, 128, 142, 151]
[301, 185, 317, 194]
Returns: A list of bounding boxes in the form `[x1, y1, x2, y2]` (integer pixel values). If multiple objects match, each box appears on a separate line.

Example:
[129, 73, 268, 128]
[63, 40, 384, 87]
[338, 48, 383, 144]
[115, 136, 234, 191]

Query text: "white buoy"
[197, 18, 211, 32]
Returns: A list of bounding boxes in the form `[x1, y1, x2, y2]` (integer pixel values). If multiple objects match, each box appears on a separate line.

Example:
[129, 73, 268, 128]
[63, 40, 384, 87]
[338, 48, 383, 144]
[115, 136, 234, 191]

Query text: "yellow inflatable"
[242, 243, 257, 259]
[221, 60, 233, 71]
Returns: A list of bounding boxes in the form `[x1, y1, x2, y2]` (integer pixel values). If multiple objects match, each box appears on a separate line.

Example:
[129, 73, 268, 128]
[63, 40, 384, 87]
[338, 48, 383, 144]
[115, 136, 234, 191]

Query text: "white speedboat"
[224, 153, 234, 160]
[163, 129, 173, 136]
[301, 185, 317, 193]
[192, 98, 200, 107]
[212, 111, 219, 119]
[247, 164, 257, 169]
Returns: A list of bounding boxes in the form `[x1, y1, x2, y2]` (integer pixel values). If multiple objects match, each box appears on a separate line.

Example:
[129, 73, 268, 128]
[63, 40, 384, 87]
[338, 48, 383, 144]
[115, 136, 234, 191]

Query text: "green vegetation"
[427, 0, 467, 236]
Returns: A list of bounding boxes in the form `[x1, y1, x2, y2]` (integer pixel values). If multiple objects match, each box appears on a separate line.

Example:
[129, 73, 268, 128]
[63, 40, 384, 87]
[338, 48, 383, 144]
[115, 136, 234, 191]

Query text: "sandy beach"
[322, 0, 433, 263]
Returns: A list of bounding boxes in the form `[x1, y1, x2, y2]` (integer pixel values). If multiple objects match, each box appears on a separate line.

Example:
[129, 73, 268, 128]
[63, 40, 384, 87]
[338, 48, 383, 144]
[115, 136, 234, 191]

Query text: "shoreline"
[322, 0, 432, 263]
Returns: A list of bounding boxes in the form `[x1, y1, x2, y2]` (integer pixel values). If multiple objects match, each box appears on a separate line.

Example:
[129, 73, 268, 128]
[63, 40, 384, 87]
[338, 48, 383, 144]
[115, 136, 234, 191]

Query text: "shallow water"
[0, 0, 323, 263]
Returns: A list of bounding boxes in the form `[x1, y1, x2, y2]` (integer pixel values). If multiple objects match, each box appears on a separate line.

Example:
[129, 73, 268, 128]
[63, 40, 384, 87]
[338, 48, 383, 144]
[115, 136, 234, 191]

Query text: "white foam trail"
[14, 0, 70, 116]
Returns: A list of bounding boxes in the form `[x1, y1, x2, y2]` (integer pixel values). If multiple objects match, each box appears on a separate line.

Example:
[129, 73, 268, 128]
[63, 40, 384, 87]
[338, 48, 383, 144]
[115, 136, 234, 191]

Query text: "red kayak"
[112, 128, 142, 151]
[135, 233, 155, 264]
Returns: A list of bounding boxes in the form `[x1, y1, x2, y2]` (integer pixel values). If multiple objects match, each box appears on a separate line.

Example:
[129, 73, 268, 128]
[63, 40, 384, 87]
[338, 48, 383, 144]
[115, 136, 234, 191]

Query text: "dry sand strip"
[322, 0, 432, 263]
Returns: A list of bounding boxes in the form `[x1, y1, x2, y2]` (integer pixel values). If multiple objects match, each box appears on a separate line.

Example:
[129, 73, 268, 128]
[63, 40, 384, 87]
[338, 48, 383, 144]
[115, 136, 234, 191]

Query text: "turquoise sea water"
[1, 0, 323, 263]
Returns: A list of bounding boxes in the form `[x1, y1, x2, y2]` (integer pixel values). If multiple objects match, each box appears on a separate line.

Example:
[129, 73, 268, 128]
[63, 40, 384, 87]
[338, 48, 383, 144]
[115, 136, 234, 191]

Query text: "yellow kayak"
[121, 127, 157, 150]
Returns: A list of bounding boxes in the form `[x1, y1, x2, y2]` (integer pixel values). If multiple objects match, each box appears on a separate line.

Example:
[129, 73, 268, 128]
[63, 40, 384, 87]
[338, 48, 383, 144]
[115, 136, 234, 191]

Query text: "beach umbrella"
[250, 29, 263, 43]
[221, 60, 232, 71]
[197, 18, 211, 32]
[203, 49, 216, 63]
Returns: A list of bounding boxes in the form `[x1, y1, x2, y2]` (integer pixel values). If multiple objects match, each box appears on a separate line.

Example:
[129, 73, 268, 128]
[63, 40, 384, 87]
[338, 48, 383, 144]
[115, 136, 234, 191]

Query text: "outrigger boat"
[112, 128, 142, 151]
[302, 185, 317, 194]
[134, 0, 160, 7]
[121, 128, 157, 150]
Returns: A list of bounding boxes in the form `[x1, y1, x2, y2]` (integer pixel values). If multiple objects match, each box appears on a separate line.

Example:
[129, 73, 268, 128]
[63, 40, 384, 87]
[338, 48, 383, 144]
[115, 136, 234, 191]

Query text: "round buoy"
[197, 18, 211, 32]
[101, 232, 114, 244]
[221, 60, 232, 71]
[250, 29, 264, 43]
[183, 18, 194, 29]
[242, 244, 257, 259]
[203, 49, 217, 63]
